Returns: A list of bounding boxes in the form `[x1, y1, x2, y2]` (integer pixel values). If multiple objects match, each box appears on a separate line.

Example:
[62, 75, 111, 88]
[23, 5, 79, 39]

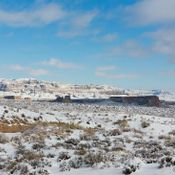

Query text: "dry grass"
[83, 127, 97, 137]
[44, 121, 82, 130]
[6, 161, 18, 172]
[0, 122, 35, 133]
[22, 151, 44, 161]
[74, 148, 87, 156]
[1, 117, 29, 125]
[133, 128, 143, 135]
[111, 146, 125, 152]
[113, 119, 129, 128]
[0, 120, 82, 133]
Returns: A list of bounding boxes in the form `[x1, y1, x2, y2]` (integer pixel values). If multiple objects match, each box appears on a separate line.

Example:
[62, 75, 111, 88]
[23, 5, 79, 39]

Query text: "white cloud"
[163, 70, 175, 77]
[42, 58, 82, 69]
[57, 30, 83, 38]
[10, 65, 24, 71]
[9, 64, 49, 76]
[71, 10, 98, 29]
[96, 65, 116, 71]
[96, 71, 137, 79]
[145, 28, 175, 62]
[0, 2, 98, 32]
[100, 34, 118, 42]
[57, 28, 99, 39]
[57, 10, 98, 39]
[112, 40, 149, 58]
[96, 65, 137, 79]
[125, 0, 175, 25]
[0, 1, 99, 39]
[0, 3, 66, 27]
[29, 69, 49, 76]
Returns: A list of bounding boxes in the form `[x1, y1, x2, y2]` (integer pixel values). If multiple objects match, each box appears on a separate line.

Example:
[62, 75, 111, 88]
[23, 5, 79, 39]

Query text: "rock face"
[110, 96, 160, 107]
[0, 83, 7, 91]
[54, 95, 160, 107]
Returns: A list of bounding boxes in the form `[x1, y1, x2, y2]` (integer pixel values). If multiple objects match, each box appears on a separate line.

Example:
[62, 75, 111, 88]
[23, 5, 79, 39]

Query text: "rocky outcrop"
[110, 96, 160, 107]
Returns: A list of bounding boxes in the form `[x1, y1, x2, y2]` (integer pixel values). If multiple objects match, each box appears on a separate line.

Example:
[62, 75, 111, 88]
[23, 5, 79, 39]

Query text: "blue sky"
[0, 0, 175, 90]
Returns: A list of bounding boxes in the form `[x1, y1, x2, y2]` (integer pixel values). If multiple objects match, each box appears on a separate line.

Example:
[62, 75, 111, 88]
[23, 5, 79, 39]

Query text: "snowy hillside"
[0, 78, 125, 100]
[0, 78, 174, 102]
[126, 89, 175, 102]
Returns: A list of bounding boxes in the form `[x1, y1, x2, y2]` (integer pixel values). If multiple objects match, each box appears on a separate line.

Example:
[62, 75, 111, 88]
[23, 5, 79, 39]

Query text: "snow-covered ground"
[59, 166, 175, 175]
[0, 100, 175, 175]
[0, 79, 175, 174]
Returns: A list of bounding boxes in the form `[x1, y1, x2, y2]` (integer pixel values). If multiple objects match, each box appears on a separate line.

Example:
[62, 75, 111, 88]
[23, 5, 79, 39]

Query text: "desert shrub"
[21, 114, 26, 118]
[6, 161, 29, 175]
[79, 133, 97, 141]
[11, 136, 22, 145]
[111, 146, 125, 152]
[74, 148, 87, 155]
[165, 139, 175, 148]
[0, 134, 9, 143]
[65, 138, 80, 146]
[77, 143, 91, 150]
[15, 145, 26, 157]
[51, 142, 64, 149]
[4, 110, 8, 113]
[141, 121, 150, 128]
[30, 159, 51, 170]
[122, 164, 138, 175]
[30, 160, 41, 169]
[6, 161, 18, 174]
[69, 157, 83, 169]
[84, 151, 107, 167]
[134, 140, 164, 163]
[47, 153, 55, 158]
[32, 142, 45, 150]
[57, 152, 71, 162]
[20, 165, 29, 175]
[59, 161, 71, 172]
[0, 163, 5, 170]
[97, 124, 101, 128]
[122, 159, 141, 175]
[113, 119, 129, 128]
[108, 129, 121, 136]
[168, 130, 175, 136]
[133, 129, 143, 134]
[122, 128, 132, 132]
[91, 138, 111, 150]
[22, 151, 43, 161]
[158, 156, 175, 168]
[158, 135, 171, 140]
[38, 169, 49, 175]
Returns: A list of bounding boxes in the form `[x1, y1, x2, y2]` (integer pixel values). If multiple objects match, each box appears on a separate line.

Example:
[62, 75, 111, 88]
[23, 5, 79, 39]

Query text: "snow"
[0, 78, 175, 174]
[52, 165, 175, 175]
